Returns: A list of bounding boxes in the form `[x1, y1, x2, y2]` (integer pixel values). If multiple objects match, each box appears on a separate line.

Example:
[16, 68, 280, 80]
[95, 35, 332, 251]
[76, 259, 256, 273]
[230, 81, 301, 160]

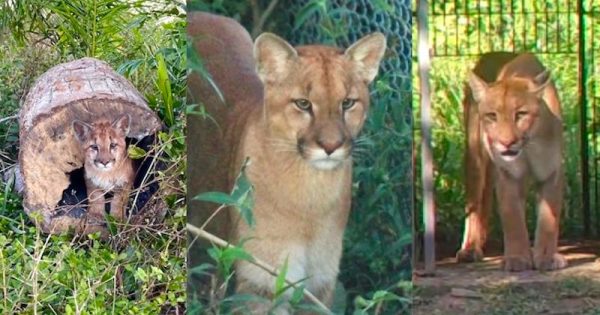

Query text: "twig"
[186, 223, 332, 314]
[0, 115, 17, 125]
[250, 0, 280, 37]
[199, 204, 227, 231]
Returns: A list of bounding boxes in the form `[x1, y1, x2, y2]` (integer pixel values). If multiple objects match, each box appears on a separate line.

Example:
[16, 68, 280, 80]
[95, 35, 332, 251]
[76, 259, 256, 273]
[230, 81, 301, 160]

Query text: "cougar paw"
[534, 253, 568, 271]
[456, 247, 484, 263]
[502, 254, 533, 272]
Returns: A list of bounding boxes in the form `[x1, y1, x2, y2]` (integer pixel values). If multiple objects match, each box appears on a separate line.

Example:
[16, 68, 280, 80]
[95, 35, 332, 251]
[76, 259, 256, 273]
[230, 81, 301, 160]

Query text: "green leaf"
[155, 52, 174, 126]
[193, 191, 237, 205]
[274, 257, 289, 297]
[290, 284, 305, 304]
[127, 145, 146, 159]
[187, 41, 224, 103]
[230, 158, 255, 227]
[195, 158, 255, 227]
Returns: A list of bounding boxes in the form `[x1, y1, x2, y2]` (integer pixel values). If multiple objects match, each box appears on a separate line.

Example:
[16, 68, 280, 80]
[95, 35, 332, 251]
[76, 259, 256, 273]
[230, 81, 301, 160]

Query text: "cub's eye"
[515, 110, 528, 121]
[110, 143, 117, 149]
[90, 144, 99, 151]
[484, 112, 497, 122]
[293, 99, 312, 111]
[341, 98, 357, 110]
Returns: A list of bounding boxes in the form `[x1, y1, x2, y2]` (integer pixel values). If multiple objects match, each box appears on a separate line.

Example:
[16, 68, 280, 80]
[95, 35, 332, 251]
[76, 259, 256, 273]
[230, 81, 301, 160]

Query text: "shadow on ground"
[413, 241, 600, 315]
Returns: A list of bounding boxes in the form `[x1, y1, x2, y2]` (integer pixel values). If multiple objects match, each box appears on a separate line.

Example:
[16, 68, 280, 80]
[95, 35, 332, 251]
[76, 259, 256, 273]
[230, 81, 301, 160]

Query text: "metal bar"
[544, 1, 551, 51]
[534, 1, 538, 52]
[418, 0, 436, 275]
[522, 0, 527, 51]
[478, 0, 482, 53]
[488, 0, 493, 51]
[584, 3, 600, 237]
[443, 1, 448, 56]
[455, 0, 459, 56]
[578, 0, 590, 237]
[501, 0, 505, 49]
[555, 0, 560, 52]
[511, 0, 516, 51]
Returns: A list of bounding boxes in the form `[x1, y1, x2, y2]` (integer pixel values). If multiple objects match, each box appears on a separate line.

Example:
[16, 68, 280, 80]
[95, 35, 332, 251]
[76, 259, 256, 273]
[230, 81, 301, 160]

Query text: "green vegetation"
[0, 1, 186, 313]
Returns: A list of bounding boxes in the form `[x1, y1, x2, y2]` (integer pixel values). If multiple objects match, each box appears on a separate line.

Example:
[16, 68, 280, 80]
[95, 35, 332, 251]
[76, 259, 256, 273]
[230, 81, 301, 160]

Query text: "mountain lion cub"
[73, 114, 135, 227]
[457, 52, 565, 272]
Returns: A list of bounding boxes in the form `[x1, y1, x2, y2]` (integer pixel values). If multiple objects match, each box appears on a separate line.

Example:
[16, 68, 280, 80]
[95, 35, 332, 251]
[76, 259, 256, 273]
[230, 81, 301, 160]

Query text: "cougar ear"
[112, 114, 131, 137]
[530, 69, 551, 95]
[73, 120, 91, 143]
[344, 32, 386, 83]
[254, 33, 297, 84]
[467, 71, 489, 103]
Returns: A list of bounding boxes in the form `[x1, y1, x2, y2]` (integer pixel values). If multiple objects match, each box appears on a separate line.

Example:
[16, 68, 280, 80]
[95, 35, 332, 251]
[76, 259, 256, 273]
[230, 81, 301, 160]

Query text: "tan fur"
[457, 52, 566, 271]
[73, 114, 135, 232]
[218, 33, 386, 313]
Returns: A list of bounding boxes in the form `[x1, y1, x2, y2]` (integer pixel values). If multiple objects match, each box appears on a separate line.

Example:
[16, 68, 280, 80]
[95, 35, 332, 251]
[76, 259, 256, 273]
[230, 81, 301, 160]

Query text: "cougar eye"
[293, 99, 312, 111]
[341, 98, 356, 110]
[90, 144, 98, 151]
[110, 143, 117, 149]
[484, 112, 497, 122]
[515, 110, 528, 121]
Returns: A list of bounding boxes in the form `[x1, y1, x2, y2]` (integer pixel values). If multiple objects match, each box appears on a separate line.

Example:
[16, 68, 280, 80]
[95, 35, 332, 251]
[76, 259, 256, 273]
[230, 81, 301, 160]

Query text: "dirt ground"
[413, 241, 600, 315]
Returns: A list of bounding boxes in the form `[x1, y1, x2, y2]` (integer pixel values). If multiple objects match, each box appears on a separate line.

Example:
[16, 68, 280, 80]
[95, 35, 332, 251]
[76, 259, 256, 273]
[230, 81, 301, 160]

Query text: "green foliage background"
[0, 1, 187, 313]
[413, 0, 600, 256]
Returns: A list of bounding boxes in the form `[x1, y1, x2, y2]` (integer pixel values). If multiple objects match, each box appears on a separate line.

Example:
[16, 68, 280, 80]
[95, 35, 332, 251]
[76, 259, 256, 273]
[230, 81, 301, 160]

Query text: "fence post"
[577, 0, 590, 238]
[418, 0, 435, 275]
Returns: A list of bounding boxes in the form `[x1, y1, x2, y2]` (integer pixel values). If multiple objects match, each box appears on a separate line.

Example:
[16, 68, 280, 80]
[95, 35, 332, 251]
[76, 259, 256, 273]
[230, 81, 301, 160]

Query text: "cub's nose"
[317, 139, 344, 155]
[96, 160, 111, 167]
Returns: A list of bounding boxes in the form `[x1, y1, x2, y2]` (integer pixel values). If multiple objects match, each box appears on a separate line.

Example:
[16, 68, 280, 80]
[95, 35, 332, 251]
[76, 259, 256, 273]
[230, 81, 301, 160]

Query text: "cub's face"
[468, 71, 551, 162]
[73, 115, 131, 172]
[254, 33, 386, 170]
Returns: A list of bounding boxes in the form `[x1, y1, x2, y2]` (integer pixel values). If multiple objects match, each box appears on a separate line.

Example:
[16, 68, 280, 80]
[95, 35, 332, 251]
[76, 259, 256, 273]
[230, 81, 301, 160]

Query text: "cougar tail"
[186, 12, 262, 279]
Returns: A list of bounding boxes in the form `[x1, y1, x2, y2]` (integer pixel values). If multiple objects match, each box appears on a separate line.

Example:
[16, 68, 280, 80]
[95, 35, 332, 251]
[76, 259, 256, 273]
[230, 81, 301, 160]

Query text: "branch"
[250, 0, 280, 37]
[0, 115, 17, 125]
[186, 223, 332, 314]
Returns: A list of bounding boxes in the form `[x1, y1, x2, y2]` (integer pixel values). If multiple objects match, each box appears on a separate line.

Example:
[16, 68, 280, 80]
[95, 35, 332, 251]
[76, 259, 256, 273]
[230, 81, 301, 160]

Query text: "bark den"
[18, 57, 165, 234]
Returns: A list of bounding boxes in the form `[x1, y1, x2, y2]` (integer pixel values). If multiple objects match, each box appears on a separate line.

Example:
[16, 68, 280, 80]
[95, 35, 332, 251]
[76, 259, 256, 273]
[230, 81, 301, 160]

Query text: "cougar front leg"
[457, 109, 492, 262]
[496, 168, 532, 271]
[87, 188, 106, 220]
[533, 171, 567, 270]
[109, 187, 130, 222]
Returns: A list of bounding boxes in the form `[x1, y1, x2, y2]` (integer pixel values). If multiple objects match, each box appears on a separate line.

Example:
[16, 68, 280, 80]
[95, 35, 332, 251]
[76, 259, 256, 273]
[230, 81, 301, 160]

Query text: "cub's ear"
[254, 33, 297, 84]
[467, 71, 489, 103]
[530, 69, 551, 95]
[72, 120, 91, 143]
[112, 114, 131, 137]
[345, 32, 386, 83]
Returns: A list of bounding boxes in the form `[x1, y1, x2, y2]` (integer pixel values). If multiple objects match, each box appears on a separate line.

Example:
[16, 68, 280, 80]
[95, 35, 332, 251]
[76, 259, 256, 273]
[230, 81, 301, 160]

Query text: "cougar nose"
[498, 138, 517, 149]
[317, 139, 344, 155]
